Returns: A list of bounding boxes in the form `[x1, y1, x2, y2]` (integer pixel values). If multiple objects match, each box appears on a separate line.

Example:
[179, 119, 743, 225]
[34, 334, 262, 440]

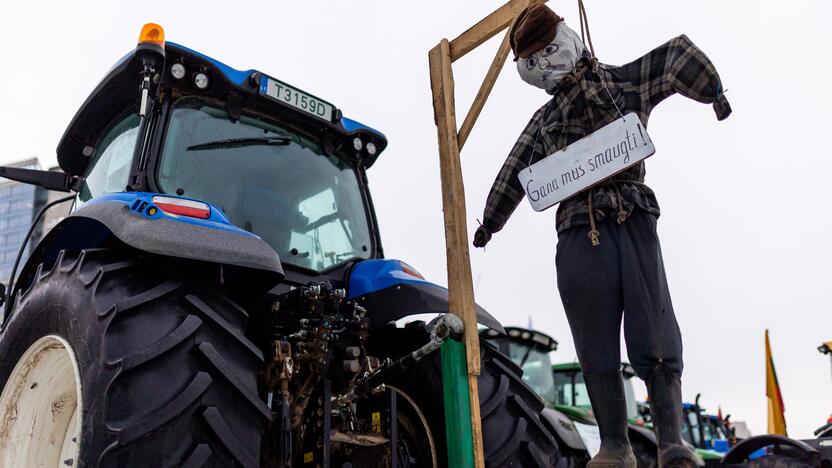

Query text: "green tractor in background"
[549, 361, 644, 429]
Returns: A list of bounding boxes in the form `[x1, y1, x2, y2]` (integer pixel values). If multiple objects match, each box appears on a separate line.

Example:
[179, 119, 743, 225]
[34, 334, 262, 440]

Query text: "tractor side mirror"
[0, 166, 82, 192]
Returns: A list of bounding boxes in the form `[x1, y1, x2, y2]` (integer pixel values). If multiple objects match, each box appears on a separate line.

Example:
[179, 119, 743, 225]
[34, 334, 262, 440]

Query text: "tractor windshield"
[158, 98, 373, 272]
[552, 370, 591, 409]
[551, 368, 639, 419]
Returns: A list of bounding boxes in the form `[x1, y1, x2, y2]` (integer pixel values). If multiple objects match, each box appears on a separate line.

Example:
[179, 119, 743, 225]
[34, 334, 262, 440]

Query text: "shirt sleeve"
[481, 108, 545, 234]
[612, 34, 731, 121]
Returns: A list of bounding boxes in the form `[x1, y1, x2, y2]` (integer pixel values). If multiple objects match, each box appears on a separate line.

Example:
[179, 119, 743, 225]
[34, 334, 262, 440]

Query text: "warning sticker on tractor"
[371, 412, 382, 433]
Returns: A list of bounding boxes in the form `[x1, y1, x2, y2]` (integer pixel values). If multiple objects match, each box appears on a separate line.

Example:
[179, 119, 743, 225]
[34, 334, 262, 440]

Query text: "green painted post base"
[441, 339, 475, 468]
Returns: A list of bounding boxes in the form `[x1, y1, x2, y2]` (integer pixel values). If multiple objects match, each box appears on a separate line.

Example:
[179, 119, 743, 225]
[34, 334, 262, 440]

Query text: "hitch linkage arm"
[335, 314, 464, 406]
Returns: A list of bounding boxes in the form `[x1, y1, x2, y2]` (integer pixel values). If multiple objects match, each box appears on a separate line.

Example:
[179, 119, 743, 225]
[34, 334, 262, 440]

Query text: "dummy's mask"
[517, 22, 586, 93]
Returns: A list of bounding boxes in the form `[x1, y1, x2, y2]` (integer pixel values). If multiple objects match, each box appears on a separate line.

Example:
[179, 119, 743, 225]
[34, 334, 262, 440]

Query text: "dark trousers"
[555, 209, 683, 379]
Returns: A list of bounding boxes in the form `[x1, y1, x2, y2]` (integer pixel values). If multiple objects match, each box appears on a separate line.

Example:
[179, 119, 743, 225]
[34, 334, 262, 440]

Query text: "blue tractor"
[0, 25, 559, 467]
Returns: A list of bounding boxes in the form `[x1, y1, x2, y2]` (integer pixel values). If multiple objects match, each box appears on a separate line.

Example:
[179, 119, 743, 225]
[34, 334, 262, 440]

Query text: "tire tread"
[5, 248, 269, 467]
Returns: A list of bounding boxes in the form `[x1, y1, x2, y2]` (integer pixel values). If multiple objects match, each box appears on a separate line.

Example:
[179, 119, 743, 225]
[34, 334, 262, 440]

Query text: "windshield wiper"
[187, 137, 291, 151]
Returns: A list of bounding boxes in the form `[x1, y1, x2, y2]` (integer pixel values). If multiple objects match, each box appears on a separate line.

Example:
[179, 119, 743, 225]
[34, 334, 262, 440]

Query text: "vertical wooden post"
[429, 39, 485, 468]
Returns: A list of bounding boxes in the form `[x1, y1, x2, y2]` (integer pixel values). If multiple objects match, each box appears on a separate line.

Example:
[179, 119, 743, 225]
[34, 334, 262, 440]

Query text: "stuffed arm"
[477, 107, 546, 246]
[614, 34, 731, 121]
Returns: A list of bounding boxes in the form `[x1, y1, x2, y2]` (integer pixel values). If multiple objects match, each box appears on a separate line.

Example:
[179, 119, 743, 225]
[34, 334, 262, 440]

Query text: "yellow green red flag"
[765, 329, 787, 435]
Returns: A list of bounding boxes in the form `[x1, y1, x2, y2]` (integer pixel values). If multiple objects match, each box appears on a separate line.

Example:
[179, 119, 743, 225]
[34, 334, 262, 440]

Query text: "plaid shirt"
[481, 35, 731, 235]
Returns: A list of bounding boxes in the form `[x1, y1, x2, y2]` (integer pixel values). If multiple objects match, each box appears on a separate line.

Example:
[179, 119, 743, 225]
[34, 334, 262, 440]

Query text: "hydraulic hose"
[3, 193, 76, 322]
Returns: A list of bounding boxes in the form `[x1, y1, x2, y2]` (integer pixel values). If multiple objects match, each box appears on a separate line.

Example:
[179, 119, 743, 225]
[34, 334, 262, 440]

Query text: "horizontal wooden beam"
[448, 0, 545, 62]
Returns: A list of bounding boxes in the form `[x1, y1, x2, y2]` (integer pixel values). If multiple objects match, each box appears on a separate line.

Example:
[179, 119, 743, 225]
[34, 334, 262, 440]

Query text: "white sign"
[518, 113, 655, 212]
[260, 76, 335, 122]
[573, 421, 602, 457]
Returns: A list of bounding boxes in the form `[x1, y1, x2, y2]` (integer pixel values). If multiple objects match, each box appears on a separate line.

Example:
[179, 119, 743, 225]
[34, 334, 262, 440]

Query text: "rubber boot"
[584, 370, 637, 468]
[646, 368, 701, 468]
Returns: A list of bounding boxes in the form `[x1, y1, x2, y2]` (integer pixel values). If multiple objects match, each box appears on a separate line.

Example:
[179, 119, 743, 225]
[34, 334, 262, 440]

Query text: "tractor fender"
[348, 259, 504, 333]
[540, 407, 587, 452]
[13, 192, 282, 302]
[723, 434, 820, 464]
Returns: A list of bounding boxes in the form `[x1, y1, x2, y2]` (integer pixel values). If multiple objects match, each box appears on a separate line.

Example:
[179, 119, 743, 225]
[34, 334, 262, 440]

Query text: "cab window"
[77, 113, 140, 204]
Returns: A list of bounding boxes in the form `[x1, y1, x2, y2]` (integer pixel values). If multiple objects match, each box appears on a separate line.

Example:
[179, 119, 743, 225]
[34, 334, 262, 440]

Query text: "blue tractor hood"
[57, 41, 387, 176]
[348, 259, 504, 333]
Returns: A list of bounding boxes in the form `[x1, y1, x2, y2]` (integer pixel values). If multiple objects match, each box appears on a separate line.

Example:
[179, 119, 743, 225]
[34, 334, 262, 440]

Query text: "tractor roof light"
[194, 72, 210, 90]
[170, 62, 186, 79]
[138, 23, 165, 48]
[151, 196, 211, 219]
[136, 23, 165, 67]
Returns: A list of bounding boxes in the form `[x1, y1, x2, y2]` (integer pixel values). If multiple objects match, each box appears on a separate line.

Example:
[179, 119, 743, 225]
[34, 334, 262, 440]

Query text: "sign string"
[578, 0, 625, 121]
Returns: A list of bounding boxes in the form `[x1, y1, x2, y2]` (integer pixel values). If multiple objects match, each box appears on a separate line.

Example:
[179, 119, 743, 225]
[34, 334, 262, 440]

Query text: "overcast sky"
[1, 0, 830, 438]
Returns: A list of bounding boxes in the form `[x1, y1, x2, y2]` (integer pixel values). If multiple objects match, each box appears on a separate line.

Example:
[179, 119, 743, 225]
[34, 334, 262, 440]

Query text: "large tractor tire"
[0, 248, 270, 467]
[371, 325, 561, 467]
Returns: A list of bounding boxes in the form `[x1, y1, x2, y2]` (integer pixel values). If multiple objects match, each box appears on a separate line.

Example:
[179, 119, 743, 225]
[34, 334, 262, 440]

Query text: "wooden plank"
[429, 39, 486, 468]
[457, 28, 512, 151]
[448, 0, 545, 62]
[437, 39, 481, 378]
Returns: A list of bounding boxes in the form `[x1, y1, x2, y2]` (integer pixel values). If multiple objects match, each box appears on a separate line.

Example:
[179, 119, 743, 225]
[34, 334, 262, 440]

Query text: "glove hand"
[473, 226, 492, 248]
[713, 93, 732, 121]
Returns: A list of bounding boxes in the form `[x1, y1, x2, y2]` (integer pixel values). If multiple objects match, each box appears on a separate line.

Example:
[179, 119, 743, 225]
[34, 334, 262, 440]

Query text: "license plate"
[518, 113, 655, 212]
[260, 76, 334, 122]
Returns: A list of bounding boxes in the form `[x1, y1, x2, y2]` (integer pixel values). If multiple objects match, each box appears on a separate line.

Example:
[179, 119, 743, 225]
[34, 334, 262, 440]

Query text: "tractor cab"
[480, 326, 559, 402]
[680, 395, 734, 454]
[60, 27, 386, 281]
[550, 361, 642, 424]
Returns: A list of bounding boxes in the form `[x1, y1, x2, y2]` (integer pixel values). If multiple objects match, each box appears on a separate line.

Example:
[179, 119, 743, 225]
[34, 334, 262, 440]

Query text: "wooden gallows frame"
[428, 0, 545, 466]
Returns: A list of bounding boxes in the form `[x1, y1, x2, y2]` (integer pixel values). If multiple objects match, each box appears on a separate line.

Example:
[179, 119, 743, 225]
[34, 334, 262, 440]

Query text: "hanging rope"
[577, 0, 633, 245]
[577, 0, 596, 59]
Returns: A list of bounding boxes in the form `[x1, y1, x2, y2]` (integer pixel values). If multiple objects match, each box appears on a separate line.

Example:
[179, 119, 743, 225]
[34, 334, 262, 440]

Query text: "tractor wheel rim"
[388, 385, 438, 468]
[0, 335, 82, 467]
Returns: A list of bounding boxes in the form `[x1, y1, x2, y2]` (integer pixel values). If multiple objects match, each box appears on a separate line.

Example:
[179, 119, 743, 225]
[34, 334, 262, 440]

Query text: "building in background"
[0, 158, 47, 284]
[39, 166, 74, 236]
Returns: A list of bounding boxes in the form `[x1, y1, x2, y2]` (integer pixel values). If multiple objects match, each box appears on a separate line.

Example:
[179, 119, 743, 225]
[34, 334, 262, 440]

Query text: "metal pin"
[476, 218, 486, 252]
